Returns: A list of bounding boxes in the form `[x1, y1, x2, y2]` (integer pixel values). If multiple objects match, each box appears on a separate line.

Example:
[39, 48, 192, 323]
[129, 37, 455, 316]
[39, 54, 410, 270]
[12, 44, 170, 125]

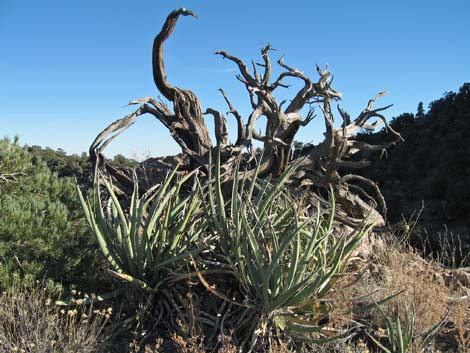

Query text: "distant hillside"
[26, 146, 139, 189]
[357, 83, 470, 255]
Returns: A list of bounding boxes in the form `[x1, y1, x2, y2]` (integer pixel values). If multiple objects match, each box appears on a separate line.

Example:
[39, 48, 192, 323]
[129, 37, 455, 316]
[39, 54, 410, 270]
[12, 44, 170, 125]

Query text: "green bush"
[0, 137, 102, 291]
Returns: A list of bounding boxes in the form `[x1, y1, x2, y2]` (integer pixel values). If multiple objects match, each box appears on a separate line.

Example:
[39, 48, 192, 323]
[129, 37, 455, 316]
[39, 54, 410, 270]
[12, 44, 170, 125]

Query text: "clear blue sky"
[1, 0, 469, 159]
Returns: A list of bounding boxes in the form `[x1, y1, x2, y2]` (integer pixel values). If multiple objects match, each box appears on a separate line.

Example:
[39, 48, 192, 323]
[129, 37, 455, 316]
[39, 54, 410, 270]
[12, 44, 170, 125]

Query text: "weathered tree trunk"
[151, 9, 212, 161]
[90, 8, 402, 227]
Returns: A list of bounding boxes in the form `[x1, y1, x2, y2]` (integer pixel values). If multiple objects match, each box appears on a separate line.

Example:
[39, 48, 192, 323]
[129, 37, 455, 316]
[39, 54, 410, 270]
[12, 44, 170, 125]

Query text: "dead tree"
[90, 8, 402, 226]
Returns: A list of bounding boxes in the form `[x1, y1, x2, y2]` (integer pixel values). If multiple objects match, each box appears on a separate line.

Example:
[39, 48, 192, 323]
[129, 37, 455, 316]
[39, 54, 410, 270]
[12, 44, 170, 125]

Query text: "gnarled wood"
[151, 8, 212, 159]
[89, 8, 402, 227]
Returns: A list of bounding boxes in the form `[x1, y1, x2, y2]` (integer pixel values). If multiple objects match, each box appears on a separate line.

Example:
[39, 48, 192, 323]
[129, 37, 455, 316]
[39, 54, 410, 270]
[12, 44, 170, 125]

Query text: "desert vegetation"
[1, 8, 469, 353]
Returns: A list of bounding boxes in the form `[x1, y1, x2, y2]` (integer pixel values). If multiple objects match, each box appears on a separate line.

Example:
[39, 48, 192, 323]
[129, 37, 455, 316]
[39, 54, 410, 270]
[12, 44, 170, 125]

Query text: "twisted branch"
[152, 8, 197, 100]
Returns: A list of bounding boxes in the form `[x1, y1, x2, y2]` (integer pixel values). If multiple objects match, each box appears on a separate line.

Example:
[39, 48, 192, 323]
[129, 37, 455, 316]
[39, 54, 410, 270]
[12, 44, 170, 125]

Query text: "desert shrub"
[0, 282, 109, 353]
[0, 137, 102, 291]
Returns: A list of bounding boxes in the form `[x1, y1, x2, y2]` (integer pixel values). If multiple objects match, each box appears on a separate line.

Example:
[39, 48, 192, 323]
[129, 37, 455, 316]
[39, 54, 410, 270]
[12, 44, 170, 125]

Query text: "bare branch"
[299, 109, 316, 126]
[341, 174, 387, 218]
[215, 50, 257, 86]
[90, 104, 147, 164]
[219, 89, 245, 144]
[274, 58, 342, 114]
[127, 96, 161, 109]
[204, 108, 228, 146]
[367, 91, 389, 111]
[276, 57, 311, 85]
[261, 43, 274, 86]
[245, 108, 264, 141]
[337, 159, 371, 169]
[251, 60, 261, 82]
[152, 8, 197, 100]
[252, 130, 288, 146]
[347, 140, 391, 153]
[90, 103, 200, 171]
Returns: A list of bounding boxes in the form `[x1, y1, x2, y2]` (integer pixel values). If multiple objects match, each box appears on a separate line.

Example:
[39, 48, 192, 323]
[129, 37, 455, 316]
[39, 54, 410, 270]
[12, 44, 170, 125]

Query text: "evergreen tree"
[416, 101, 425, 118]
[0, 137, 102, 291]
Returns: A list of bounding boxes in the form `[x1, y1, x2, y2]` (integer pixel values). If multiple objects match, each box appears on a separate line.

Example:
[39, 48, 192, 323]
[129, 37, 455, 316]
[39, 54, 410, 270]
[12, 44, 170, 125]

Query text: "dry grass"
[0, 283, 109, 353]
[3, 232, 467, 353]
[320, 233, 459, 352]
[380, 246, 449, 336]
[169, 333, 296, 353]
[128, 338, 165, 353]
[449, 294, 470, 352]
[379, 241, 470, 352]
[125, 333, 239, 353]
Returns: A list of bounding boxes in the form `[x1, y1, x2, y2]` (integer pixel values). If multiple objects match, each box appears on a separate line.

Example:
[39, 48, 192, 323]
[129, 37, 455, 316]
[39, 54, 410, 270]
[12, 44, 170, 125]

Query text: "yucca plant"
[367, 303, 447, 353]
[77, 167, 204, 291]
[202, 153, 374, 342]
